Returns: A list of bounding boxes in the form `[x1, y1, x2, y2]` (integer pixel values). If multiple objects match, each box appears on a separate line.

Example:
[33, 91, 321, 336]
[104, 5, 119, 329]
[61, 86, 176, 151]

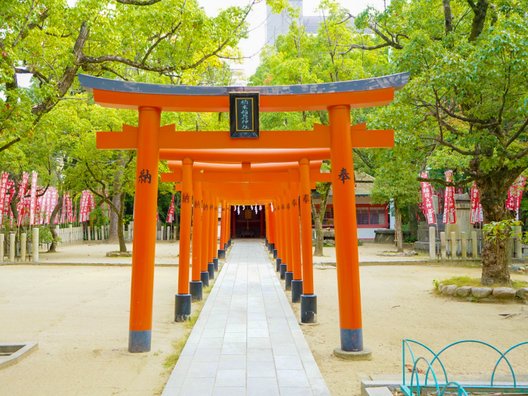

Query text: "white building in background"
[265, 0, 323, 45]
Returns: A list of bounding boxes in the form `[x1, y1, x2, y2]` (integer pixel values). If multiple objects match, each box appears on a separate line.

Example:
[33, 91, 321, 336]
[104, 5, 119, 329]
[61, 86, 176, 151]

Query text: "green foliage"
[1, 0, 250, 153]
[483, 219, 522, 243]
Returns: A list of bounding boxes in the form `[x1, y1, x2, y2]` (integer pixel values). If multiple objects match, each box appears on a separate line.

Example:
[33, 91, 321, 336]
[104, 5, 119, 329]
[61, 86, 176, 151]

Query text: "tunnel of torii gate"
[162, 159, 330, 314]
[78, 72, 409, 357]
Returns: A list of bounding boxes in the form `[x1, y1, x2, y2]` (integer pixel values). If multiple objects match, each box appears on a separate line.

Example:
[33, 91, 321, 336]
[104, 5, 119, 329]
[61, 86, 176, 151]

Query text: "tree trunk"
[312, 183, 331, 256]
[408, 204, 419, 241]
[468, 0, 489, 42]
[476, 169, 517, 285]
[313, 213, 324, 256]
[394, 203, 403, 252]
[481, 237, 510, 285]
[117, 193, 127, 253]
[442, 0, 453, 34]
[108, 193, 121, 242]
[48, 198, 62, 253]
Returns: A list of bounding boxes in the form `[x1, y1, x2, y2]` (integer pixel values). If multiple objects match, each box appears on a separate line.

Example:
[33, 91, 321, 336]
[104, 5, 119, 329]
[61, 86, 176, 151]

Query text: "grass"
[436, 275, 528, 289]
[163, 337, 188, 369]
[162, 282, 211, 370]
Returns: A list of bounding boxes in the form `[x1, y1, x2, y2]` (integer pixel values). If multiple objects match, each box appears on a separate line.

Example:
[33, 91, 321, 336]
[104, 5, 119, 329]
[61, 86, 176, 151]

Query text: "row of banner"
[3, 170, 526, 228]
[0, 172, 96, 228]
[420, 171, 526, 225]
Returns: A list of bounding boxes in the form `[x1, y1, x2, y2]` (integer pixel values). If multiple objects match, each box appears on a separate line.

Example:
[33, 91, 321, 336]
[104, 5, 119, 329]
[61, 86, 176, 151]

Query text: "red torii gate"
[79, 72, 408, 358]
[163, 159, 329, 305]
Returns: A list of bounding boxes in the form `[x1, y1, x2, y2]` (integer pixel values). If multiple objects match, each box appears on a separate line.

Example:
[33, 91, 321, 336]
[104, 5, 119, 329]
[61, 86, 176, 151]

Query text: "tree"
[1, 0, 252, 152]
[251, 0, 386, 254]
[351, 0, 528, 285]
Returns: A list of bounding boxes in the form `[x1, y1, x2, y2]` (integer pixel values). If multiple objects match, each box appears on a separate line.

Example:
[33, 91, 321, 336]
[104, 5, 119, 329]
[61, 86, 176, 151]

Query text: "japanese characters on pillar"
[229, 92, 259, 138]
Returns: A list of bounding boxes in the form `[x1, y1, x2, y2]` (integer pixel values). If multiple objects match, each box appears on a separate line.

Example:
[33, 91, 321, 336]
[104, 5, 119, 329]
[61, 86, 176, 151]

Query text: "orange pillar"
[226, 204, 231, 247]
[128, 106, 160, 353]
[207, 200, 216, 278]
[290, 191, 302, 302]
[200, 193, 210, 286]
[211, 199, 219, 271]
[284, 193, 294, 290]
[329, 105, 369, 356]
[273, 202, 281, 270]
[277, 200, 287, 278]
[190, 181, 203, 300]
[265, 204, 270, 242]
[299, 159, 316, 322]
[268, 203, 276, 256]
[219, 201, 227, 259]
[175, 158, 193, 321]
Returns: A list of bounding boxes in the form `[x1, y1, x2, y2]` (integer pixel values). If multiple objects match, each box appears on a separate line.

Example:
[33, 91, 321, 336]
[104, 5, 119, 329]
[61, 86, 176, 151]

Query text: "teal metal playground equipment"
[401, 339, 528, 395]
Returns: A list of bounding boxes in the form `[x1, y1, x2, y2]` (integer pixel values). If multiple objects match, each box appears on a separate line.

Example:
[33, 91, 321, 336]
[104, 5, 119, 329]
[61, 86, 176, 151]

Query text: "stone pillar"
[32, 227, 39, 262]
[20, 233, 27, 261]
[471, 230, 478, 258]
[460, 232, 467, 259]
[9, 232, 15, 262]
[450, 231, 457, 258]
[428, 226, 436, 259]
[0, 233, 4, 262]
[440, 231, 447, 259]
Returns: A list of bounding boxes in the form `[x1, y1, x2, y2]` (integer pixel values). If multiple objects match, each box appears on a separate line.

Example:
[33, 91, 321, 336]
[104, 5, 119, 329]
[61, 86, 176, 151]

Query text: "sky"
[198, 0, 386, 78]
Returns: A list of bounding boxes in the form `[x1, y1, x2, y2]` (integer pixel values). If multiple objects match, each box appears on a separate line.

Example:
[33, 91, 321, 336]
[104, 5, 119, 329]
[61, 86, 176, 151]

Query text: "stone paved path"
[162, 239, 330, 395]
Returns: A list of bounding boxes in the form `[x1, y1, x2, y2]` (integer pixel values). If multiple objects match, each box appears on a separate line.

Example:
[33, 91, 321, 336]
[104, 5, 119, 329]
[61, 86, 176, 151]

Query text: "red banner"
[420, 171, 437, 225]
[506, 175, 526, 217]
[469, 182, 483, 224]
[79, 190, 95, 223]
[29, 171, 38, 225]
[443, 170, 457, 224]
[60, 193, 74, 224]
[0, 172, 9, 226]
[16, 172, 29, 226]
[4, 180, 15, 227]
[166, 194, 175, 223]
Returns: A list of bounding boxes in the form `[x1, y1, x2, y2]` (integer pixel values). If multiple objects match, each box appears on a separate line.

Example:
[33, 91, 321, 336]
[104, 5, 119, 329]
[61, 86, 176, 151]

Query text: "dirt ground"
[0, 264, 187, 396]
[0, 242, 527, 395]
[294, 264, 528, 396]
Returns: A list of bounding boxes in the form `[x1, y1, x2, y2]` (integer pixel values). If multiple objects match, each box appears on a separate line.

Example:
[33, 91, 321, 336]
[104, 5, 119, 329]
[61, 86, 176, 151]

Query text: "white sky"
[199, 0, 386, 78]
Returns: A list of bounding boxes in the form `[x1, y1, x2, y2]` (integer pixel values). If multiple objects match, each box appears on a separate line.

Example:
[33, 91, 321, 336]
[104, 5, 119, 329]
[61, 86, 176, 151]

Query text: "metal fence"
[401, 339, 528, 395]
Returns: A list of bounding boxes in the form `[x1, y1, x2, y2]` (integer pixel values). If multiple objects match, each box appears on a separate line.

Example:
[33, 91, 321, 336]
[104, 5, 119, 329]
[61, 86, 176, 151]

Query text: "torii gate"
[79, 72, 408, 357]
[163, 159, 329, 307]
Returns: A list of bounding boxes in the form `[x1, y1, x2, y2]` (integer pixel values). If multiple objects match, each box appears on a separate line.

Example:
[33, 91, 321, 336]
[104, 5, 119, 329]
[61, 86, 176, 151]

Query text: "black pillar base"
[291, 280, 303, 303]
[280, 263, 287, 280]
[190, 280, 203, 301]
[301, 294, 317, 323]
[273, 249, 278, 259]
[175, 294, 192, 322]
[208, 262, 215, 279]
[275, 258, 282, 272]
[268, 243, 275, 253]
[213, 258, 219, 271]
[200, 271, 210, 287]
[218, 249, 225, 259]
[129, 330, 151, 353]
[285, 271, 293, 290]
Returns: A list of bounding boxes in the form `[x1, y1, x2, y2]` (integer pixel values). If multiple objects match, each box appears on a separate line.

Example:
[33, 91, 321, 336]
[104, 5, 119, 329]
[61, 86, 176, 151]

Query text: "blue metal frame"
[401, 339, 528, 395]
